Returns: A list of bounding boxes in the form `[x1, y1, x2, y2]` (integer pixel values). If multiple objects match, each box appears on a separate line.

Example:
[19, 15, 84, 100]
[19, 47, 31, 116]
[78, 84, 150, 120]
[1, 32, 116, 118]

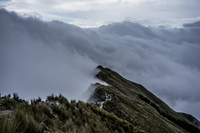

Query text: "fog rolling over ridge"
[0, 9, 200, 120]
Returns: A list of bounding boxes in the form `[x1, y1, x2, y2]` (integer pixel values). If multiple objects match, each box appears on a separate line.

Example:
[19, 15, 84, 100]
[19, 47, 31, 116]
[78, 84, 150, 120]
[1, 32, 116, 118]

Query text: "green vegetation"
[0, 93, 142, 133]
[138, 94, 200, 133]
[0, 93, 25, 110]
[180, 112, 200, 128]
[91, 65, 200, 133]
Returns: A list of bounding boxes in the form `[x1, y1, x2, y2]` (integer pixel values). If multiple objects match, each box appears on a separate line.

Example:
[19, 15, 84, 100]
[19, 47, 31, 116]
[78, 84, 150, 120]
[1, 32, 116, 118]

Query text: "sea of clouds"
[0, 9, 200, 119]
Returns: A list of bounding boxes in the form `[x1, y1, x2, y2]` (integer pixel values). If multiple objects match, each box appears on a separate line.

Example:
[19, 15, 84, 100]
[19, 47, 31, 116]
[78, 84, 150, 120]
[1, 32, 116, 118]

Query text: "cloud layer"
[2, 0, 200, 27]
[0, 9, 99, 101]
[0, 9, 200, 120]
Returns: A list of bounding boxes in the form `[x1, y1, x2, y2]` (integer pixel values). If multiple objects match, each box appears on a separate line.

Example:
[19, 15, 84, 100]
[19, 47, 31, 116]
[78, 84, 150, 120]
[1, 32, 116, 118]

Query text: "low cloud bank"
[0, 9, 200, 120]
[0, 9, 98, 100]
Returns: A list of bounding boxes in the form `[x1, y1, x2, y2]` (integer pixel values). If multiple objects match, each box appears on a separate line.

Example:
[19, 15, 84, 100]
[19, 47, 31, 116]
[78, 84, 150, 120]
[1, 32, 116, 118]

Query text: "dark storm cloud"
[183, 21, 200, 27]
[0, 9, 200, 120]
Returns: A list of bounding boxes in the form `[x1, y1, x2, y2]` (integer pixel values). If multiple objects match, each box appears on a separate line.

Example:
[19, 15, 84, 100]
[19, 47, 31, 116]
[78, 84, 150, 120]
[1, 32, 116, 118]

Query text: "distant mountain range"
[0, 66, 200, 133]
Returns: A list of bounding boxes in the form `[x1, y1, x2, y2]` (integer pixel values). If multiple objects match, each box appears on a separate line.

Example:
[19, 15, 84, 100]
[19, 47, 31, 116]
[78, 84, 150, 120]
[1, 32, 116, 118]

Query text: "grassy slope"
[90, 66, 200, 133]
[0, 94, 143, 133]
[180, 113, 200, 128]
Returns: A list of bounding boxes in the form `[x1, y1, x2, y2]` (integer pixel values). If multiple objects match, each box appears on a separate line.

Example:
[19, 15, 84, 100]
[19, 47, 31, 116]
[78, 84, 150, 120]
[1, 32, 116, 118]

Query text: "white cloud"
[1, 0, 200, 27]
[0, 9, 98, 101]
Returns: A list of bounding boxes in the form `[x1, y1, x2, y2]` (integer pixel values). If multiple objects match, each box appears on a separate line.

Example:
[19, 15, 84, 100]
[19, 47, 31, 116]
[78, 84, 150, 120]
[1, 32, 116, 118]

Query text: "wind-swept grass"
[0, 93, 141, 133]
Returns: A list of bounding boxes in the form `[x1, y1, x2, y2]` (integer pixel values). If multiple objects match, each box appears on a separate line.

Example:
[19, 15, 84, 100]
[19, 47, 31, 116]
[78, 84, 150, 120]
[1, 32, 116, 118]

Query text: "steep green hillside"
[180, 112, 200, 128]
[88, 65, 200, 133]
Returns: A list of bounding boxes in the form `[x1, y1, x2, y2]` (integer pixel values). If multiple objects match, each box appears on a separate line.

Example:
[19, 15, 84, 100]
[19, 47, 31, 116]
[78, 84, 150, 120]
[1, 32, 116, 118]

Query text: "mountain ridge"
[88, 65, 200, 133]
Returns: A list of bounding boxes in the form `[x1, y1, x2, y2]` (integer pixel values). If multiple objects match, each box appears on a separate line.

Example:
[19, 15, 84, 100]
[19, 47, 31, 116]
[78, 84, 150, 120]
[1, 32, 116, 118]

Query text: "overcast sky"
[1, 0, 200, 27]
[0, 1, 200, 120]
